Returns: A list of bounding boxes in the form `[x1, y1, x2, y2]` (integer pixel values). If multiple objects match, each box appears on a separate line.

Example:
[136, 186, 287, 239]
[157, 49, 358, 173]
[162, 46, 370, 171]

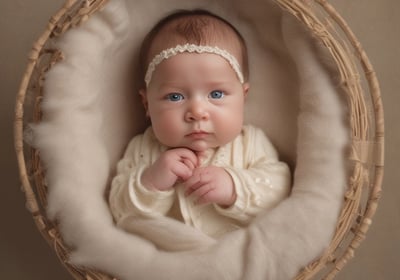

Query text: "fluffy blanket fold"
[30, 0, 349, 279]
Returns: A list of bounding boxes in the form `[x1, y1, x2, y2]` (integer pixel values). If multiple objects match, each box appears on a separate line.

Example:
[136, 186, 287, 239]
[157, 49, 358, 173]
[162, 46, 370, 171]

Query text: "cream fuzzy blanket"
[30, 0, 349, 279]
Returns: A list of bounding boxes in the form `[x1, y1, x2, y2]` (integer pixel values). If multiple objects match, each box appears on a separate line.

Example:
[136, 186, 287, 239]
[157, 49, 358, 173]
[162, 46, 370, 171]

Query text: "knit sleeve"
[215, 126, 291, 223]
[109, 131, 175, 224]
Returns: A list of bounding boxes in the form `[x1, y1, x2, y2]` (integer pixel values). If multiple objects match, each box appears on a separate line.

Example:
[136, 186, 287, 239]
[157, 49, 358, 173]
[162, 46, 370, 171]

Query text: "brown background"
[1, 0, 398, 279]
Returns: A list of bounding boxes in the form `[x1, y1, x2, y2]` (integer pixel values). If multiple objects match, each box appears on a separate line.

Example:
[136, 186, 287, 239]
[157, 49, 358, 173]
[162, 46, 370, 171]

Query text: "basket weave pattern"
[14, 0, 384, 279]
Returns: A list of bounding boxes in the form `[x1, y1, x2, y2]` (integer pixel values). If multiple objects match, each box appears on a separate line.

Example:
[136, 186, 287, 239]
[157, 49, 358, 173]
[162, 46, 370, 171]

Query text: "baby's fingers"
[172, 162, 194, 181]
[190, 185, 215, 205]
[182, 158, 196, 171]
[183, 170, 204, 196]
[174, 148, 198, 168]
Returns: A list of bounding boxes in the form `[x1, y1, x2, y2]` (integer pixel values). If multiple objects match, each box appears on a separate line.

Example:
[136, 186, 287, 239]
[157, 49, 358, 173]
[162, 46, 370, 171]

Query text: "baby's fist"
[184, 166, 236, 207]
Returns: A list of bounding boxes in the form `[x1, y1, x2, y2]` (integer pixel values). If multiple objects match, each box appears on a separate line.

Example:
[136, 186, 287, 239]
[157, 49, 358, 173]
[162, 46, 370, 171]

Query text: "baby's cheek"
[215, 107, 243, 142]
[151, 115, 181, 144]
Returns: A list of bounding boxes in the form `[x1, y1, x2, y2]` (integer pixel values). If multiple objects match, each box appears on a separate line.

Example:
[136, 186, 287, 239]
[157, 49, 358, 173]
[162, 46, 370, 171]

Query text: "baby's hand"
[142, 148, 198, 191]
[184, 166, 236, 207]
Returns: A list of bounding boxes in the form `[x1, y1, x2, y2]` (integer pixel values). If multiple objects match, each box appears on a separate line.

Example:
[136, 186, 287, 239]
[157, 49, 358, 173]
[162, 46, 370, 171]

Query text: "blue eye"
[209, 90, 224, 99]
[166, 93, 184, 102]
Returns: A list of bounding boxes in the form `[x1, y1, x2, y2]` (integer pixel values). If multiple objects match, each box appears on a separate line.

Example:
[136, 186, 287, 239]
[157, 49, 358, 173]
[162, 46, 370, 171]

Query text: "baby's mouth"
[186, 130, 210, 139]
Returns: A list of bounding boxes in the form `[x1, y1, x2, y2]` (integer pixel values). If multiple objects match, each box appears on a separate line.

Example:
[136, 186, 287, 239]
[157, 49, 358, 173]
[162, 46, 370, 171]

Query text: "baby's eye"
[166, 93, 184, 102]
[209, 90, 224, 99]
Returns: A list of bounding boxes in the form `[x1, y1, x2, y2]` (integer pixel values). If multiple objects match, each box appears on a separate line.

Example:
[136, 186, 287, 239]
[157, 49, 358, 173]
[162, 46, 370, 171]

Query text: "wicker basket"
[14, 0, 384, 279]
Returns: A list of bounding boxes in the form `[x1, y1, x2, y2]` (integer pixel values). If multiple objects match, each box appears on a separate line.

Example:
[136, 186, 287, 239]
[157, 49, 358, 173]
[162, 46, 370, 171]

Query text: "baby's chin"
[184, 141, 217, 153]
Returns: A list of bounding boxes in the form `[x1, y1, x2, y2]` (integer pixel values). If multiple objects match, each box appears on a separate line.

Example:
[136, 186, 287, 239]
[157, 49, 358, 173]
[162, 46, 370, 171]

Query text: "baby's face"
[141, 52, 249, 152]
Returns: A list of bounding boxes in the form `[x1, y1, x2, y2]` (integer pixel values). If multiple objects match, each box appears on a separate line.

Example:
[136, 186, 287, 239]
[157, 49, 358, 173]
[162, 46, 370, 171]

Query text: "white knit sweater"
[109, 125, 291, 238]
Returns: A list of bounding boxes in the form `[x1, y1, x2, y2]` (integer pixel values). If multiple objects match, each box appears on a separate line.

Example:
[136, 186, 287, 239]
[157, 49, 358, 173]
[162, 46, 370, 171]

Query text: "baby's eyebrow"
[154, 84, 188, 95]
[204, 80, 232, 87]
[157, 82, 185, 89]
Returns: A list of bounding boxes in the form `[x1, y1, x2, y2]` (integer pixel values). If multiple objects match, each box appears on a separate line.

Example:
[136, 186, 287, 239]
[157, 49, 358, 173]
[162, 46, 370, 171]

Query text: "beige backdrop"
[1, 0, 398, 279]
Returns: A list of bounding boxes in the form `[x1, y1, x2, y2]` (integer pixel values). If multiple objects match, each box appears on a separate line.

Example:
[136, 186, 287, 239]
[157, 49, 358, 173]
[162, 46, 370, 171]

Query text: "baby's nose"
[185, 101, 210, 121]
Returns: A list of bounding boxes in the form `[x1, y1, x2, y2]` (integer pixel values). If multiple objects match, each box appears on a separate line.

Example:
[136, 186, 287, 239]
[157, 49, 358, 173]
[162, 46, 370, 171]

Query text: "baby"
[109, 9, 291, 238]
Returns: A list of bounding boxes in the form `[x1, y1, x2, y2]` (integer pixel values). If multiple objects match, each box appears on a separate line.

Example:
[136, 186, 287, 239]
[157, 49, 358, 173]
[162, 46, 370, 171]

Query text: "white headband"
[144, 43, 245, 86]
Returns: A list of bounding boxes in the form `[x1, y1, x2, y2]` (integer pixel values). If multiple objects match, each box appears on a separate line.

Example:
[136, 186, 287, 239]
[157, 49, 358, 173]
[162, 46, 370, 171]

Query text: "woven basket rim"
[14, 0, 384, 279]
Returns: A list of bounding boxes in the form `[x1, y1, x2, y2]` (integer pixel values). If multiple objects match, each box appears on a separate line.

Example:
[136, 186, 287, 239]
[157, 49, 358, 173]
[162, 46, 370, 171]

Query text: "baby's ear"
[243, 82, 250, 98]
[139, 89, 149, 116]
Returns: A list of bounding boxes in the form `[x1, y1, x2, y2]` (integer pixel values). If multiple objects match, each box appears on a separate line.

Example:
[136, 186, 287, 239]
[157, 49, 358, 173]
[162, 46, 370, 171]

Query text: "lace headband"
[144, 43, 245, 86]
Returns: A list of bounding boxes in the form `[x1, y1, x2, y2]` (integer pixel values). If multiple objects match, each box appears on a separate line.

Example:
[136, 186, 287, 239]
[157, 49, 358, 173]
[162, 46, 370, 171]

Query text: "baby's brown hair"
[138, 9, 249, 88]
